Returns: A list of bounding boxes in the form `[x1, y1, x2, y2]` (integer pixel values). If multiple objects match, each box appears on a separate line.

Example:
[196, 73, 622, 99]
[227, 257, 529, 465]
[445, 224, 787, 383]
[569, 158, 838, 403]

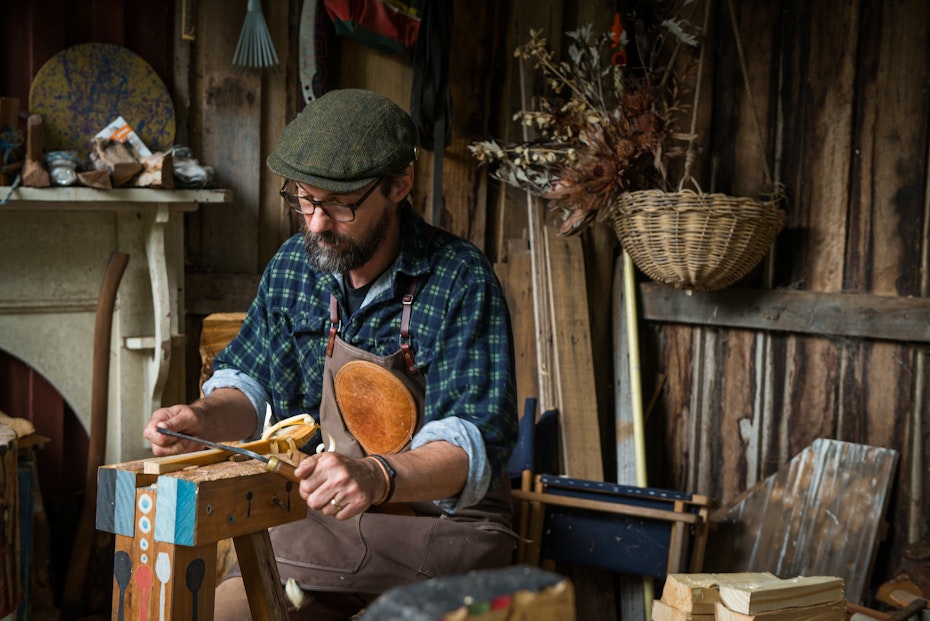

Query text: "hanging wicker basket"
[605, 189, 787, 291]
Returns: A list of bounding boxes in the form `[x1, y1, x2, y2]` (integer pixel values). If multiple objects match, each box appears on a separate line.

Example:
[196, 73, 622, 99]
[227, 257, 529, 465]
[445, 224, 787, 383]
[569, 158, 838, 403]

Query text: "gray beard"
[302, 207, 391, 274]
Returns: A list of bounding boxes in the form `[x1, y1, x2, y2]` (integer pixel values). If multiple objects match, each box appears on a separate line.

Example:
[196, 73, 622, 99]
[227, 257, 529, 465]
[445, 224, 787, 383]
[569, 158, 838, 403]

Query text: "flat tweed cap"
[267, 89, 416, 193]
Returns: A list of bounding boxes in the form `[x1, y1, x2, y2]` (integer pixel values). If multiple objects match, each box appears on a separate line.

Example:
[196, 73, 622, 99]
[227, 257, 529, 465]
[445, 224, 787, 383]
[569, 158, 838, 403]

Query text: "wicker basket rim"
[616, 188, 784, 203]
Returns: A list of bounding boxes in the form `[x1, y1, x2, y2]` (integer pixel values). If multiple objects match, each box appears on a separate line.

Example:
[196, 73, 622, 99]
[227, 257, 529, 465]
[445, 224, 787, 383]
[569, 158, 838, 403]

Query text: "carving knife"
[156, 427, 300, 483]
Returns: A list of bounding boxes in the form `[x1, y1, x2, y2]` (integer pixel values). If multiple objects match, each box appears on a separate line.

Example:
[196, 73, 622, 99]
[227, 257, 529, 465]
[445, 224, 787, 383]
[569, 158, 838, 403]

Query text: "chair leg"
[525, 475, 546, 566]
[516, 469, 533, 564]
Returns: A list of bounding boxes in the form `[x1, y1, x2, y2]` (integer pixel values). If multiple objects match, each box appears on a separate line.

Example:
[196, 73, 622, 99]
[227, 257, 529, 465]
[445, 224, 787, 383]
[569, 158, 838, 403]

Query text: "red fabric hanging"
[323, 0, 423, 54]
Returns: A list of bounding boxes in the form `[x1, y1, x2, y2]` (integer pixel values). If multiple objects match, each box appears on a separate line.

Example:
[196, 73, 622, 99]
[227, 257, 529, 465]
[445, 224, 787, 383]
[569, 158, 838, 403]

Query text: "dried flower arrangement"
[470, 13, 701, 236]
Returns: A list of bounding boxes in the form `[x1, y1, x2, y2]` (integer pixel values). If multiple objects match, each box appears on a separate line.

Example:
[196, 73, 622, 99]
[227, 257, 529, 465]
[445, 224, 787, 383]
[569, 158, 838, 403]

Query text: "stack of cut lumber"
[652, 573, 846, 621]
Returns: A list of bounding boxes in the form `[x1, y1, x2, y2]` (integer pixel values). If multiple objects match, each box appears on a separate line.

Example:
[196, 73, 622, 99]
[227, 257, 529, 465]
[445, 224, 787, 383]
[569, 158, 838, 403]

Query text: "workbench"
[96, 455, 304, 621]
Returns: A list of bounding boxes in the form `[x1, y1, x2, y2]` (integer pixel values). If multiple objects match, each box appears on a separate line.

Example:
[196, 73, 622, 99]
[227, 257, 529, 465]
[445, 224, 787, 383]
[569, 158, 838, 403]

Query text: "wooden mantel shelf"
[0, 186, 232, 206]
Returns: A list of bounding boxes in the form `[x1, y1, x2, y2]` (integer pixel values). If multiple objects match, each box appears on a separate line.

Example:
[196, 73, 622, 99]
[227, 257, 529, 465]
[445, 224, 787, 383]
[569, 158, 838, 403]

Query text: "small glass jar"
[44, 151, 83, 186]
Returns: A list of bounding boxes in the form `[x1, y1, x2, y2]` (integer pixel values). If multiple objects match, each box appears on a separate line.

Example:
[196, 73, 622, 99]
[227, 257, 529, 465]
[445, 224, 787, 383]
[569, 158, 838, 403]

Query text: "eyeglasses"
[279, 177, 384, 223]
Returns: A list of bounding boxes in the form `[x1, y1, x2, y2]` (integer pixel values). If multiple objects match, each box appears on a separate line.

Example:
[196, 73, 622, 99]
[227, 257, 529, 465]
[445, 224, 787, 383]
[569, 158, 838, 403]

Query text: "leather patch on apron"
[334, 360, 418, 455]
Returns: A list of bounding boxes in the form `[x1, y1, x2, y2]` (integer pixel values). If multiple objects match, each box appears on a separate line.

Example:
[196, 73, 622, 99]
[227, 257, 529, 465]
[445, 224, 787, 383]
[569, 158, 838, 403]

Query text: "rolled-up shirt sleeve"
[202, 368, 270, 440]
[410, 416, 490, 514]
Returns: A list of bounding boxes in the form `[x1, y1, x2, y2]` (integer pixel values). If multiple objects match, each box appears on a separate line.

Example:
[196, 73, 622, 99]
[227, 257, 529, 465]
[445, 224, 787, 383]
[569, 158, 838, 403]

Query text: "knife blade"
[156, 427, 300, 483]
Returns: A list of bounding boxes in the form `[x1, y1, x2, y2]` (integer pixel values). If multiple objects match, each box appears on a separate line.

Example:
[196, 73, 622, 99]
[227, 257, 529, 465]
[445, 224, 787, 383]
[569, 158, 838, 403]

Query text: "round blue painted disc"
[29, 42, 176, 153]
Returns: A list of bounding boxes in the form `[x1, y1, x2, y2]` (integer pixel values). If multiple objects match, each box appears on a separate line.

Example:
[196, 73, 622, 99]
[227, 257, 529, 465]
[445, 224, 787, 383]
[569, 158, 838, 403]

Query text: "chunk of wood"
[0, 410, 36, 437]
[23, 115, 50, 188]
[133, 151, 174, 188]
[651, 599, 714, 621]
[77, 168, 112, 189]
[718, 576, 844, 615]
[199, 312, 247, 392]
[715, 600, 846, 621]
[661, 573, 778, 614]
[91, 137, 142, 187]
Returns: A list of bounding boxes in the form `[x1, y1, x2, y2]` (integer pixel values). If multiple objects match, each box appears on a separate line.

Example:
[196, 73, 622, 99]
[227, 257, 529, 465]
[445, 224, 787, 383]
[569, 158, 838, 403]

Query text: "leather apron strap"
[320, 278, 425, 458]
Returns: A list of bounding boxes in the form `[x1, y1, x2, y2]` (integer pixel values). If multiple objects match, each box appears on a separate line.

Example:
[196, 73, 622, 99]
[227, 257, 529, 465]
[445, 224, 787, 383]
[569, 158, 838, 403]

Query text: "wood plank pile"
[652, 573, 846, 621]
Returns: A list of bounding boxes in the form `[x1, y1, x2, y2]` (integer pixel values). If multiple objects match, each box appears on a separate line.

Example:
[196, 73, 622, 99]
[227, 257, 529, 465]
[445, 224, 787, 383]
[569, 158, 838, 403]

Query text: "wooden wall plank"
[706, 0, 783, 506]
[190, 0, 261, 274]
[544, 226, 603, 481]
[492, 0, 565, 254]
[732, 0, 782, 495]
[440, 0, 494, 250]
[495, 240, 539, 422]
[777, 0, 858, 291]
[257, 0, 294, 267]
[848, 0, 928, 296]
[770, 0, 856, 492]
[845, 0, 930, 573]
[656, 323, 696, 488]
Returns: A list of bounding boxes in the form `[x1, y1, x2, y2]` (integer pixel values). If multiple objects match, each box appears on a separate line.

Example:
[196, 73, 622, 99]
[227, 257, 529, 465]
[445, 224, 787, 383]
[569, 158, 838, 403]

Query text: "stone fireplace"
[0, 186, 230, 464]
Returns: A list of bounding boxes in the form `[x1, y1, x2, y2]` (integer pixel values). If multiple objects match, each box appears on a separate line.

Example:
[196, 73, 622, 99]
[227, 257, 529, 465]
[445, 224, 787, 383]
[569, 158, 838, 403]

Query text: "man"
[143, 88, 519, 620]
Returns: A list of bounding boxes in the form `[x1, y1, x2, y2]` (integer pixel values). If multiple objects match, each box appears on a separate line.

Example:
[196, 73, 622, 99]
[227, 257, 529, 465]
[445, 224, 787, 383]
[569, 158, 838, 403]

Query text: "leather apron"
[268, 289, 517, 594]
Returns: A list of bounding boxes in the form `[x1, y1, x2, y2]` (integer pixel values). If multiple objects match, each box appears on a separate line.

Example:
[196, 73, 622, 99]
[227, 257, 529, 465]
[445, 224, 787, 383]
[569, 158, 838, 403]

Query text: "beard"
[301, 206, 392, 274]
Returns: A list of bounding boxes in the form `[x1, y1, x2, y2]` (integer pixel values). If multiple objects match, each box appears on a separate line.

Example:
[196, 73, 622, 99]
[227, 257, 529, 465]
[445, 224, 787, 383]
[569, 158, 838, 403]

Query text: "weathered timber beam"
[638, 283, 930, 343]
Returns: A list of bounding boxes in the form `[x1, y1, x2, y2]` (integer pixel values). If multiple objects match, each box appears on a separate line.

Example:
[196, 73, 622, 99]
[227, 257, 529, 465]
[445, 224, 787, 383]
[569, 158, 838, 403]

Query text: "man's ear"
[389, 165, 415, 202]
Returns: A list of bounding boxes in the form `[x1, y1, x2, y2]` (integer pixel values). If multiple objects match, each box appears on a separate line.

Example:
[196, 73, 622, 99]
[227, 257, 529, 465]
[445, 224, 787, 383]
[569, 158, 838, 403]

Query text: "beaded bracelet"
[368, 454, 396, 505]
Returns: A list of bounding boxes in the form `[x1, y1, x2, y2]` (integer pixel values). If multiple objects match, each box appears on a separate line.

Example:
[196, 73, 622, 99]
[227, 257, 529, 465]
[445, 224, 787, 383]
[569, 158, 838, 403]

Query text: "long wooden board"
[544, 226, 603, 481]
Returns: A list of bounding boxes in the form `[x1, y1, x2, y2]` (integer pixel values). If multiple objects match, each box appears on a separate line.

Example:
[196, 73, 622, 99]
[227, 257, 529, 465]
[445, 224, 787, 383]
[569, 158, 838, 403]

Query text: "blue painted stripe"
[155, 476, 197, 546]
[95, 467, 116, 532]
[114, 470, 138, 537]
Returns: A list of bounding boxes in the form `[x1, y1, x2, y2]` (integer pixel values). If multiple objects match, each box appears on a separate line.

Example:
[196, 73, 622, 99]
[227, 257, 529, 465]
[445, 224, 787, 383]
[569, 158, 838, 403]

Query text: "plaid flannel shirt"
[212, 205, 518, 485]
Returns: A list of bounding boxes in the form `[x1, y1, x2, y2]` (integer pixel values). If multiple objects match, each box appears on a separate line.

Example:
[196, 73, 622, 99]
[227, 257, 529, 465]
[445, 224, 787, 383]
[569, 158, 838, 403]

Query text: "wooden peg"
[22, 115, 50, 188]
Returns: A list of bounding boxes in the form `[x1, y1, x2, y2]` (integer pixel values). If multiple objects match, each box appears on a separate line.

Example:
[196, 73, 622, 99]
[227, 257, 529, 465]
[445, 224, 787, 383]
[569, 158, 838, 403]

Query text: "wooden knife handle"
[266, 456, 301, 484]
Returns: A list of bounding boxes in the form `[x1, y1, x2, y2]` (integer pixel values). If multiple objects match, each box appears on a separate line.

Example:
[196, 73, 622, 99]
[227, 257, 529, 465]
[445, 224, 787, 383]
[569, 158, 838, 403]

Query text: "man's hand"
[143, 404, 207, 456]
[142, 388, 259, 456]
[292, 441, 469, 520]
[294, 452, 387, 520]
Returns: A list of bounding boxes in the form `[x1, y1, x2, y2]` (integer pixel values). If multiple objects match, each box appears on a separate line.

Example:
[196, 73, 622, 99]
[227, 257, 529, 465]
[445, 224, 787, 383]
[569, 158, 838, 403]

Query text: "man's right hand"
[143, 404, 207, 456]
[142, 387, 260, 457]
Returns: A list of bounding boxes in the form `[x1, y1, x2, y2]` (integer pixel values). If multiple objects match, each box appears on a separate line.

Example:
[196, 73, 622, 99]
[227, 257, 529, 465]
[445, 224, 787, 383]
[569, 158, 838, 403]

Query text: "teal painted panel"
[154, 476, 198, 546]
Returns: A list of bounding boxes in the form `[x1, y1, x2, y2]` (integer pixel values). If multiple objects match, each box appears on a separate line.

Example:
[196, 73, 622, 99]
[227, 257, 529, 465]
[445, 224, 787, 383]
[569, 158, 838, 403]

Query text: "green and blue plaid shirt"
[210, 205, 518, 493]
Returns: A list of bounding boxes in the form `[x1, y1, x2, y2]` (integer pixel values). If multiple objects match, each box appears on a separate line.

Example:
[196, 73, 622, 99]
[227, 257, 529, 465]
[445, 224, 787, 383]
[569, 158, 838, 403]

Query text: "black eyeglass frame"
[279, 176, 385, 222]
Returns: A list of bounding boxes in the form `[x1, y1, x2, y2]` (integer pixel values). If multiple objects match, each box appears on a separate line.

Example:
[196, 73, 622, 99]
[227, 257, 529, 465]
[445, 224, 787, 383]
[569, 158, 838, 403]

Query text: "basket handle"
[682, 0, 775, 189]
[677, 175, 705, 194]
